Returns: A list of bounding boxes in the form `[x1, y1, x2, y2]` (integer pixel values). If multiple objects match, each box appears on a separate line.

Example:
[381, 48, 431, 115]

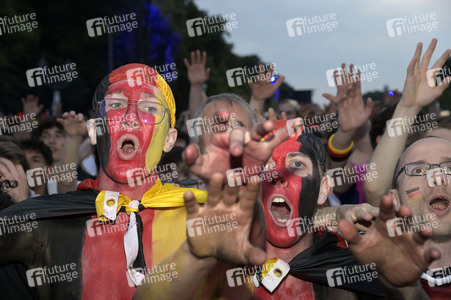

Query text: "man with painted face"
[0, 64, 285, 299]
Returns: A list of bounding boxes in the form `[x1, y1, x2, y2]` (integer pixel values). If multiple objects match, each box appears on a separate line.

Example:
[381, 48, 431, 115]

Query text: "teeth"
[276, 218, 288, 223]
[272, 197, 286, 203]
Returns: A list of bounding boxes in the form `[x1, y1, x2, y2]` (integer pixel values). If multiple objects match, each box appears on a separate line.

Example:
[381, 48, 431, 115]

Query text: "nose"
[122, 103, 141, 129]
[428, 167, 449, 187]
[270, 174, 288, 187]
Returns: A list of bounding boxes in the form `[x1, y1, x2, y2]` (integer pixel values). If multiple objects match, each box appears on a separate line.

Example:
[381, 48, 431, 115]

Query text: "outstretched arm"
[365, 39, 451, 206]
[133, 174, 265, 299]
[184, 50, 210, 117]
[339, 195, 440, 298]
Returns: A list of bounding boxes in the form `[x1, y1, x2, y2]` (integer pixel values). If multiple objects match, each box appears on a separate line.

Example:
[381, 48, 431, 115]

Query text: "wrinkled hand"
[402, 38, 451, 109]
[336, 203, 378, 232]
[57, 111, 86, 137]
[339, 195, 440, 286]
[249, 64, 285, 101]
[183, 113, 294, 183]
[184, 173, 266, 265]
[183, 50, 210, 85]
[0, 158, 28, 202]
[21, 94, 43, 116]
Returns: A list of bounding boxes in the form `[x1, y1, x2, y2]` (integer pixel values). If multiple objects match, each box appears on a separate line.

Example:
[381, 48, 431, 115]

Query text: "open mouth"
[428, 193, 450, 216]
[269, 195, 293, 226]
[117, 134, 140, 160]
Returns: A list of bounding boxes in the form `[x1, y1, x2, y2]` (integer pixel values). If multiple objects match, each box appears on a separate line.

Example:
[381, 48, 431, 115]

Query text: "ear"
[163, 128, 177, 152]
[317, 175, 332, 206]
[86, 119, 97, 145]
[388, 189, 401, 211]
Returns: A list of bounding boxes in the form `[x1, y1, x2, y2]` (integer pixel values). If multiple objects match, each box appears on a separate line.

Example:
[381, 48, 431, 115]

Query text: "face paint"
[262, 139, 322, 248]
[96, 80, 170, 184]
[406, 186, 423, 203]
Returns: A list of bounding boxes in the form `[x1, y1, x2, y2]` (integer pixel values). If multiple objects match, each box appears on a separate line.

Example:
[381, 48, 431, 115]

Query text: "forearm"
[189, 84, 206, 117]
[249, 96, 265, 117]
[379, 277, 429, 300]
[133, 241, 217, 300]
[364, 100, 421, 206]
[58, 135, 82, 192]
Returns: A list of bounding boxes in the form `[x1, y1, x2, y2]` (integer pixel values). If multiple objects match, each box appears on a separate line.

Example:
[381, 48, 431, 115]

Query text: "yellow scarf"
[94, 179, 207, 221]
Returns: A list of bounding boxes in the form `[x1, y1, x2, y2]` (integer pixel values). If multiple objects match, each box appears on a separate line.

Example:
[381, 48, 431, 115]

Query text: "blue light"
[388, 91, 394, 96]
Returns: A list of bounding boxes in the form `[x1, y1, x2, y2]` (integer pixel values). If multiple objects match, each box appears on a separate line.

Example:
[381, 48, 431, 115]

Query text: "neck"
[426, 239, 451, 269]
[97, 168, 157, 200]
[266, 233, 314, 262]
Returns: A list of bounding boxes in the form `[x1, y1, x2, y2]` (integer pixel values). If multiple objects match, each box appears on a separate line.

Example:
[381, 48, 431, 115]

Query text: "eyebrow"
[286, 152, 308, 158]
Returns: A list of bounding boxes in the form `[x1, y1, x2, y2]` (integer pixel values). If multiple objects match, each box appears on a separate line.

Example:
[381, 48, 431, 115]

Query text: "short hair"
[20, 139, 53, 166]
[31, 117, 64, 140]
[191, 93, 258, 144]
[0, 136, 29, 172]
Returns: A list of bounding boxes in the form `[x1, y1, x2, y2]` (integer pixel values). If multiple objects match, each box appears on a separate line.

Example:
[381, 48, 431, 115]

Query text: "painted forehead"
[106, 80, 168, 106]
[273, 139, 317, 166]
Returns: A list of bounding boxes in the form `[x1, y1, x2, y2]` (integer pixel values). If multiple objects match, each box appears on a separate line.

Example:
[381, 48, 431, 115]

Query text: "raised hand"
[324, 64, 374, 132]
[322, 63, 354, 104]
[402, 38, 451, 109]
[57, 111, 86, 137]
[21, 94, 43, 116]
[184, 173, 266, 265]
[339, 195, 440, 286]
[249, 64, 285, 102]
[183, 50, 211, 85]
[183, 113, 295, 183]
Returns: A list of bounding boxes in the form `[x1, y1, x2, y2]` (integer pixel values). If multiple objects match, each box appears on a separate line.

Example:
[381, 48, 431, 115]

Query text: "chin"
[267, 229, 302, 248]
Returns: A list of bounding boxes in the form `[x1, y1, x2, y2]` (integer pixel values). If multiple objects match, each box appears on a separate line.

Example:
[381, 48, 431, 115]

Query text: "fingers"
[244, 244, 267, 266]
[281, 112, 287, 120]
[184, 191, 200, 216]
[229, 127, 246, 156]
[420, 38, 437, 70]
[249, 120, 275, 140]
[273, 75, 285, 90]
[268, 108, 276, 121]
[378, 195, 397, 222]
[207, 173, 225, 207]
[183, 58, 190, 69]
[223, 178, 239, 206]
[264, 122, 290, 149]
[407, 42, 422, 76]
[182, 144, 201, 167]
[338, 219, 361, 245]
[201, 51, 207, 66]
[239, 176, 261, 212]
[353, 208, 373, 222]
[431, 48, 450, 70]
[424, 247, 441, 264]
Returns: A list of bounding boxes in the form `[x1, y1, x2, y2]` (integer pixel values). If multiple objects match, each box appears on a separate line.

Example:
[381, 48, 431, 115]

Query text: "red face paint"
[262, 139, 305, 247]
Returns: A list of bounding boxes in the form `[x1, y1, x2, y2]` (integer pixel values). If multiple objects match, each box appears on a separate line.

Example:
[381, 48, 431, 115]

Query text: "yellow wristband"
[328, 133, 354, 154]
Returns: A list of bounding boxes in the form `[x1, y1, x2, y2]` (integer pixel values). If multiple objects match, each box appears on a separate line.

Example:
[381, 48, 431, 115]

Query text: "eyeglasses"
[99, 98, 168, 125]
[393, 161, 451, 187]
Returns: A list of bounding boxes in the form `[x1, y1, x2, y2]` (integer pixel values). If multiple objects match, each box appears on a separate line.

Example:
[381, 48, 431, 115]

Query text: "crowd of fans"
[0, 38, 450, 299]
